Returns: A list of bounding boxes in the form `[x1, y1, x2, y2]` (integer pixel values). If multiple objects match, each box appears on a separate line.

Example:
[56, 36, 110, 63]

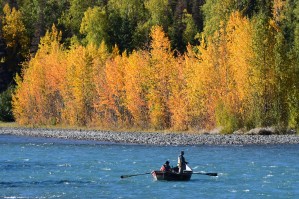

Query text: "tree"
[251, 13, 277, 127]
[59, 0, 106, 37]
[91, 41, 110, 126]
[13, 25, 65, 125]
[182, 10, 198, 46]
[0, 85, 14, 121]
[61, 44, 96, 125]
[100, 48, 128, 127]
[147, 26, 174, 129]
[278, 0, 299, 129]
[226, 11, 255, 128]
[145, 0, 171, 28]
[1, 3, 28, 66]
[202, 0, 235, 37]
[124, 50, 150, 127]
[17, 0, 69, 53]
[107, 0, 148, 52]
[80, 6, 108, 46]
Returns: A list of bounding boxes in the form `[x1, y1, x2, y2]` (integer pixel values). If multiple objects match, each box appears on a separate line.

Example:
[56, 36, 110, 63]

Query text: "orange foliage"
[124, 50, 150, 127]
[226, 12, 255, 119]
[147, 26, 174, 129]
[13, 21, 278, 132]
[13, 25, 65, 125]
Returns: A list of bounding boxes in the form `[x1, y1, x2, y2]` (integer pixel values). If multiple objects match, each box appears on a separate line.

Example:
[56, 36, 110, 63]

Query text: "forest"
[0, 0, 298, 133]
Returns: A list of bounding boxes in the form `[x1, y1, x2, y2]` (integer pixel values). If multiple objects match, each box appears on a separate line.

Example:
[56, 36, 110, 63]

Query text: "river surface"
[0, 135, 298, 199]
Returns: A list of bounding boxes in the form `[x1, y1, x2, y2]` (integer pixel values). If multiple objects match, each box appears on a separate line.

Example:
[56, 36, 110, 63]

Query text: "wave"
[0, 180, 96, 188]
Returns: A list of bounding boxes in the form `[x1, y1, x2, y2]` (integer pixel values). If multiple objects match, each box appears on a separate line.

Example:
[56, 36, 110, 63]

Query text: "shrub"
[215, 102, 239, 134]
[0, 85, 14, 122]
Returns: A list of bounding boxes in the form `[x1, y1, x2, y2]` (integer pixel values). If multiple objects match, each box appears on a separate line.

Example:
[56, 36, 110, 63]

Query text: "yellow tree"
[167, 53, 189, 130]
[97, 47, 128, 127]
[192, 20, 237, 132]
[124, 50, 150, 128]
[226, 11, 255, 127]
[61, 43, 97, 126]
[91, 41, 110, 126]
[13, 25, 65, 125]
[179, 43, 212, 130]
[192, 36, 220, 129]
[147, 26, 174, 129]
[1, 3, 29, 71]
[1, 4, 28, 50]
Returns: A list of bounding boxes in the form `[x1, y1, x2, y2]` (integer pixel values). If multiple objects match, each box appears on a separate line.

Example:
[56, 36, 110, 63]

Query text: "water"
[0, 135, 298, 199]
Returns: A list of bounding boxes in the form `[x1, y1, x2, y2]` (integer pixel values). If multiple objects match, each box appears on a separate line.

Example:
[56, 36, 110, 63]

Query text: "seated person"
[160, 161, 171, 172]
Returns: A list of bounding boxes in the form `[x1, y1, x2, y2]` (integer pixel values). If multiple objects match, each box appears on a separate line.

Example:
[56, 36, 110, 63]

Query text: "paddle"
[120, 172, 152, 179]
[192, 172, 218, 176]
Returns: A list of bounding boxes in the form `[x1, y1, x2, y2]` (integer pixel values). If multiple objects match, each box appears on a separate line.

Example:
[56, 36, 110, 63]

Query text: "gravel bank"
[0, 127, 299, 145]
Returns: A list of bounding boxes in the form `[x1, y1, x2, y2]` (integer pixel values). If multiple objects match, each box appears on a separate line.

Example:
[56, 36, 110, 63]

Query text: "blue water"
[0, 135, 298, 199]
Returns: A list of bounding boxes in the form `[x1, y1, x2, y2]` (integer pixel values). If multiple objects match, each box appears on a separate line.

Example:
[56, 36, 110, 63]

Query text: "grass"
[0, 121, 20, 128]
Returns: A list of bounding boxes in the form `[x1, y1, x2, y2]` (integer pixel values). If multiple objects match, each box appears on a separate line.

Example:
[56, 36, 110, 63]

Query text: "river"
[0, 135, 298, 198]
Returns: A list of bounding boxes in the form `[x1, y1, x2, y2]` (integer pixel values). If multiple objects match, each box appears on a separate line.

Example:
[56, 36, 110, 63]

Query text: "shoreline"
[1, 127, 299, 145]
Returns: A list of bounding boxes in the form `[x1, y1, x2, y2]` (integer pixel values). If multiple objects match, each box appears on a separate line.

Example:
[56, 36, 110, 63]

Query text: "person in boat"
[160, 161, 171, 172]
[178, 151, 188, 174]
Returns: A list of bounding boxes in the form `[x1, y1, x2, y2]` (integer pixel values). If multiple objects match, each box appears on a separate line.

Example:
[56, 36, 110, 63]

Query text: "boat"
[120, 164, 217, 180]
[151, 165, 193, 181]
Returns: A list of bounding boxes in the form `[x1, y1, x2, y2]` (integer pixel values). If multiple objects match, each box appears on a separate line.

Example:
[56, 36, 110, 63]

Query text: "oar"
[192, 172, 218, 176]
[120, 172, 152, 179]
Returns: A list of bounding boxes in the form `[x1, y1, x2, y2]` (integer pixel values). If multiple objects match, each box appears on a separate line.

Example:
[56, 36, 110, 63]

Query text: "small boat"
[120, 164, 217, 180]
[151, 165, 193, 181]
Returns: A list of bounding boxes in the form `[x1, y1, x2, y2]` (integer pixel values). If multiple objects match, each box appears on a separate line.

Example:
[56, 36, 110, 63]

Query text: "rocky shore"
[1, 127, 299, 145]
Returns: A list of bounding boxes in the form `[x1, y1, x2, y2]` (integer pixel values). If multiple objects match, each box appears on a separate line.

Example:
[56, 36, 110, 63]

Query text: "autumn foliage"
[12, 9, 299, 132]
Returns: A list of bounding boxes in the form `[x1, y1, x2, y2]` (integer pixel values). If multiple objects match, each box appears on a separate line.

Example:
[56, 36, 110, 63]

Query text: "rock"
[0, 127, 299, 145]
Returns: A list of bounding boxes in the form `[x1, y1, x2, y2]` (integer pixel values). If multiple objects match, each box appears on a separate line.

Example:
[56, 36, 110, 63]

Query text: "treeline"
[2, 0, 299, 132]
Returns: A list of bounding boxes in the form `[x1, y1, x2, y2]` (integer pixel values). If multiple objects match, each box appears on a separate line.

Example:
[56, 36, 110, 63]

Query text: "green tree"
[17, 0, 69, 53]
[288, 0, 299, 129]
[251, 13, 277, 127]
[202, 0, 235, 37]
[145, 0, 171, 28]
[0, 85, 14, 122]
[107, 0, 148, 52]
[182, 10, 198, 46]
[59, 0, 106, 37]
[80, 6, 108, 46]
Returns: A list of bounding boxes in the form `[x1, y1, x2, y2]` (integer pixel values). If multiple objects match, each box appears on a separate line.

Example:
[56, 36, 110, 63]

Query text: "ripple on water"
[1, 136, 298, 199]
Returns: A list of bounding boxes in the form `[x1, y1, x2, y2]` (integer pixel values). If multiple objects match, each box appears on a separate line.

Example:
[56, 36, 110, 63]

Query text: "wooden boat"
[151, 165, 193, 181]
[120, 164, 217, 180]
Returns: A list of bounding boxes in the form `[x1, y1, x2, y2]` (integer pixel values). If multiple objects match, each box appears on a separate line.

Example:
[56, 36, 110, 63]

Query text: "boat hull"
[151, 171, 192, 181]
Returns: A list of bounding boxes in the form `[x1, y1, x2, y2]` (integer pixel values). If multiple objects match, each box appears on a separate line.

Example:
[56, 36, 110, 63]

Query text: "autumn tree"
[91, 41, 110, 126]
[167, 53, 189, 130]
[124, 50, 150, 128]
[13, 25, 65, 125]
[147, 26, 174, 129]
[60, 44, 96, 126]
[1, 3, 28, 69]
[226, 12, 256, 129]
[99, 48, 128, 127]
